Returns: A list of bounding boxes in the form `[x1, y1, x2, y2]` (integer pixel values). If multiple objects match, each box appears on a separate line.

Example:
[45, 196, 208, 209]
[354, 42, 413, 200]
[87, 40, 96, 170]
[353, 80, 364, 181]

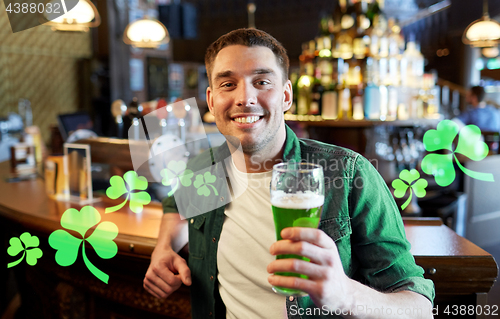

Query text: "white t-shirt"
[217, 159, 287, 319]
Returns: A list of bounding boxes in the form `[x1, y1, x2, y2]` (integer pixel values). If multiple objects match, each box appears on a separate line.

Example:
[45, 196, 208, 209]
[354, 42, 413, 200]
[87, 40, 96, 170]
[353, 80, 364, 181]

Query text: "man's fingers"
[267, 274, 317, 295]
[270, 240, 331, 265]
[152, 263, 183, 287]
[144, 279, 168, 299]
[145, 269, 181, 298]
[173, 257, 192, 286]
[267, 258, 326, 280]
[280, 227, 336, 249]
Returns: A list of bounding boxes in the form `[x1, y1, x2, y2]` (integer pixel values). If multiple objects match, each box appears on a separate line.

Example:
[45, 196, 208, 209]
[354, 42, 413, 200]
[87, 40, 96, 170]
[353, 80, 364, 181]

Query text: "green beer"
[271, 193, 324, 296]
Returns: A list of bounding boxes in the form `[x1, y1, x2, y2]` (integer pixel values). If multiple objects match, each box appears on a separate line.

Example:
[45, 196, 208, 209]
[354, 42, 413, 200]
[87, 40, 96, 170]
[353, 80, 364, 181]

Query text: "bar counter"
[0, 162, 497, 318]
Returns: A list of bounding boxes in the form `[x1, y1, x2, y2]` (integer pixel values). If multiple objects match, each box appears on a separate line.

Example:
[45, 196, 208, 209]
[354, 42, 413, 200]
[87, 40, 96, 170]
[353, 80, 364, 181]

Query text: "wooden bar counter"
[0, 162, 497, 318]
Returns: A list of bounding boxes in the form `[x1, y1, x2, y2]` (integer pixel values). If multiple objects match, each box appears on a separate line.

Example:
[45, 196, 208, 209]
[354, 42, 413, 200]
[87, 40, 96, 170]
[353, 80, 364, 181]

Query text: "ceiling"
[172, 0, 500, 65]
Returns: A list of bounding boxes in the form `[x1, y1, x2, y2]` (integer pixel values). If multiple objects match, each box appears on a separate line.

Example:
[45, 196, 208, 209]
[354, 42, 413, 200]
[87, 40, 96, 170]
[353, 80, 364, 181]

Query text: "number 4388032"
[6, 2, 61, 14]
[443, 304, 498, 316]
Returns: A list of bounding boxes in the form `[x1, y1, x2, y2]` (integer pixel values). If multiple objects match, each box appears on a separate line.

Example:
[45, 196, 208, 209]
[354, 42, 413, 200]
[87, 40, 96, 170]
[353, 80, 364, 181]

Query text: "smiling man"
[144, 28, 435, 319]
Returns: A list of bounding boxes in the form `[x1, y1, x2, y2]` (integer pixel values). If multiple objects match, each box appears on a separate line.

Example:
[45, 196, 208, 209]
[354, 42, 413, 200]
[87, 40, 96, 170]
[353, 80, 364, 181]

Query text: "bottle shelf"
[284, 114, 442, 128]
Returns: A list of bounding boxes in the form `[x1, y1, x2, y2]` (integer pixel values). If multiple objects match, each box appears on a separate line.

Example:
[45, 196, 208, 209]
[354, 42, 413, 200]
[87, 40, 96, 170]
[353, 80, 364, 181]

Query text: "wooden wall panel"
[0, 0, 92, 143]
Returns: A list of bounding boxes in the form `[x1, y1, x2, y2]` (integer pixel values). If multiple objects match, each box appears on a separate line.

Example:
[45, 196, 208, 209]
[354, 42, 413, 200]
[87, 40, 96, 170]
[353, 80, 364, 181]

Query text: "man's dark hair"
[470, 86, 486, 103]
[205, 28, 289, 87]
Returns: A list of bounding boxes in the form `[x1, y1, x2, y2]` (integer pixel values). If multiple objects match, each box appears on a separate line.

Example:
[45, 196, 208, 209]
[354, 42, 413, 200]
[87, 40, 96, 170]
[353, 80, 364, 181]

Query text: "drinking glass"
[270, 162, 324, 296]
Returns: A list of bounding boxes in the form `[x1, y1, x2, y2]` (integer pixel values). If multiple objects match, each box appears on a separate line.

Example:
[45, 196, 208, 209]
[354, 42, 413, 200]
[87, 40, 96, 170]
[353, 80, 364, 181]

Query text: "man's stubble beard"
[224, 113, 284, 155]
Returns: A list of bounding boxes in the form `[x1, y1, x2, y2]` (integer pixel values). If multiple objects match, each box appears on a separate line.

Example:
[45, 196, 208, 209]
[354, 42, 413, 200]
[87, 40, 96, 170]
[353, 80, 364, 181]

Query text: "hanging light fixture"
[123, 18, 169, 49]
[44, 0, 100, 32]
[462, 0, 500, 48]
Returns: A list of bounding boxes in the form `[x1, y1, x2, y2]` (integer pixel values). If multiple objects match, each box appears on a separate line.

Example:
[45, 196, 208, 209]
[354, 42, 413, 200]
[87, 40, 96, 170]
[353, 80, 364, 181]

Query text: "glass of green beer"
[270, 162, 324, 296]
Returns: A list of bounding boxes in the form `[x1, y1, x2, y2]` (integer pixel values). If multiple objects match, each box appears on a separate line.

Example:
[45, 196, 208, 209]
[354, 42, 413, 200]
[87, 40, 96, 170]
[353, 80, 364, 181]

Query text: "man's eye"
[221, 82, 234, 88]
[256, 80, 270, 86]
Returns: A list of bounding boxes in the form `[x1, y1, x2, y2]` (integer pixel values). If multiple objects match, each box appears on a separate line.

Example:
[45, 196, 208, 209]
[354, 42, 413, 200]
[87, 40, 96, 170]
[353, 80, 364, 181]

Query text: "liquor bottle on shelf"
[297, 61, 314, 116]
[364, 83, 381, 120]
[352, 3, 369, 60]
[388, 18, 402, 57]
[346, 63, 362, 87]
[321, 58, 338, 120]
[336, 31, 353, 60]
[353, 36, 367, 59]
[403, 34, 421, 89]
[332, 0, 348, 34]
[379, 85, 388, 120]
[354, 0, 371, 31]
[338, 82, 352, 120]
[378, 24, 389, 58]
[318, 36, 333, 77]
[366, 0, 383, 25]
[387, 86, 398, 120]
[322, 79, 338, 120]
[364, 59, 381, 120]
[352, 85, 364, 120]
[379, 57, 388, 86]
[309, 68, 324, 115]
[414, 43, 425, 89]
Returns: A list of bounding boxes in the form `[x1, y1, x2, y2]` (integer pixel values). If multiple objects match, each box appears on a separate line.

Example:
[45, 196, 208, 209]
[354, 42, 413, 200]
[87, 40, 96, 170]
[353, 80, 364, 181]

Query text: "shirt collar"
[282, 124, 301, 163]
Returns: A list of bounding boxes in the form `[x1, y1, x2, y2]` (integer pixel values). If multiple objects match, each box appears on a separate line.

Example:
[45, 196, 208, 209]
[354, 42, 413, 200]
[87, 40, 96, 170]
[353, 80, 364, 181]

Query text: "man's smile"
[230, 113, 265, 125]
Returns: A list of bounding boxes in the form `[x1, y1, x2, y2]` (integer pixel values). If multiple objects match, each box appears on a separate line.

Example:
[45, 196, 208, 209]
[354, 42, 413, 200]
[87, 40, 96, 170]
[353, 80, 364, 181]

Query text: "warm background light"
[123, 19, 169, 48]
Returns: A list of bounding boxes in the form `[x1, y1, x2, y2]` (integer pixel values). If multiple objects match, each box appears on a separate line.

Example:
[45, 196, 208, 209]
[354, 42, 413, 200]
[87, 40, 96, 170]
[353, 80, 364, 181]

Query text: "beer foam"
[271, 190, 324, 209]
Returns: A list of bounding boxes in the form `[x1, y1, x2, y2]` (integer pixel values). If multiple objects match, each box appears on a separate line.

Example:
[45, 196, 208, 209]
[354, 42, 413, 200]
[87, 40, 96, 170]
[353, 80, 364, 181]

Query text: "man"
[144, 28, 434, 318]
[455, 85, 500, 132]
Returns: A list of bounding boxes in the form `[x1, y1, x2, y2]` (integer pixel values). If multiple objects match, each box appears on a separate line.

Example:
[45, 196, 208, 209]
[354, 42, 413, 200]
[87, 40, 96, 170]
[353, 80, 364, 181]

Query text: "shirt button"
[210, 275, 214, 281]
[209, 312, 213, 316]
[289, 296, 294, 302]
[220, 196, 224, 202]
[190, 219, 194, 224]
[212, 237, 216, 242]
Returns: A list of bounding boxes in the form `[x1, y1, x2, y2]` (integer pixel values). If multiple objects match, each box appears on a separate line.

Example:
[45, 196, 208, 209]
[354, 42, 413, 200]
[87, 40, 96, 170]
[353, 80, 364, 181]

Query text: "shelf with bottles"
[289, 0, 442, 123]
[284, 113, 441, 128]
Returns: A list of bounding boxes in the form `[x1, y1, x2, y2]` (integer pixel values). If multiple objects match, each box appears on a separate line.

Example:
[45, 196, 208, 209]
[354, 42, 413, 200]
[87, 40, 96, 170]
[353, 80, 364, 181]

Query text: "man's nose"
[235, 83, 257, 107]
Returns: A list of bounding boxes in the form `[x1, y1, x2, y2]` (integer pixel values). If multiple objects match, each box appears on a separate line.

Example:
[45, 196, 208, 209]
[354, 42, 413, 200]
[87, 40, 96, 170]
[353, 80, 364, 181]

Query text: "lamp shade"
[44, 0, 100, 32]
[463, 14, 500, 47]
[123, 18, 169, 48]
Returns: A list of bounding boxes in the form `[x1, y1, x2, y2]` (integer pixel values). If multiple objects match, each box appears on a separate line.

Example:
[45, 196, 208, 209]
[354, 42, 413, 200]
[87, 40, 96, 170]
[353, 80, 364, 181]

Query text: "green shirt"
[163, 125, 435, 318]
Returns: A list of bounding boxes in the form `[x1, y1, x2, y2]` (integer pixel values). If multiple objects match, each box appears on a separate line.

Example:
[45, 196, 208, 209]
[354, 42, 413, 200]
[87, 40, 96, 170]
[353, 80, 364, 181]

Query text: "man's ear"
[282, 79, 292, 112]
[207, 86, 214, 114]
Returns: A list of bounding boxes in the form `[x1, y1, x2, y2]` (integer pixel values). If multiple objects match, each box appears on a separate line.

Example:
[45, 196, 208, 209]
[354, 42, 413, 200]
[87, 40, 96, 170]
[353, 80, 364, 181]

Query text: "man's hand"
[144, 247, 192, 299]
[267, 227, 352, 310]
[267, 227, 434, 319]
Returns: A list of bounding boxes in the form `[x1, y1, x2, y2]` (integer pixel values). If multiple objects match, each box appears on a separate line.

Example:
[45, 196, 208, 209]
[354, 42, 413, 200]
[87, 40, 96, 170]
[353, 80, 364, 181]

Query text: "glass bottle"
[309, 68, 324, 115]
[352, 84, 364, 120]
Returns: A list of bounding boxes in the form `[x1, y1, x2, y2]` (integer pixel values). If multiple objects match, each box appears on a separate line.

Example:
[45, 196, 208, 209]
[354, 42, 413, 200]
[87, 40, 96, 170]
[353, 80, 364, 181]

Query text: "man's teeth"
[233, 116, 260, 124]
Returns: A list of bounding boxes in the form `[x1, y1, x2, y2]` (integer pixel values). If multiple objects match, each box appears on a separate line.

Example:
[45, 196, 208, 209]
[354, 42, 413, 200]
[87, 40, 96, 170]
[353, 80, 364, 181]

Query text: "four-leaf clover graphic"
[160, 160, 194, 196]
[193, 172, 219, 197]
[392, 169, 428, 210]
[7, 232, 43, 268]
[105, 171, 151, 213]
[48, 206, 118, 284]
[421, 120, 494, 187]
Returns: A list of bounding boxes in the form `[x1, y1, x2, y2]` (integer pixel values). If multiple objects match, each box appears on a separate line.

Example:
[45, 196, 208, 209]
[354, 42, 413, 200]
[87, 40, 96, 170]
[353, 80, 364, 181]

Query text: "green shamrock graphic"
[392, 169, 428, 210]
[105, 171, 151, 214]
[421, 120, 494, 187]
[160, 160, 194, 196]
[193, 172, 219, 197]
[48, 206, 118, 284]
[7, 232, 43, 268]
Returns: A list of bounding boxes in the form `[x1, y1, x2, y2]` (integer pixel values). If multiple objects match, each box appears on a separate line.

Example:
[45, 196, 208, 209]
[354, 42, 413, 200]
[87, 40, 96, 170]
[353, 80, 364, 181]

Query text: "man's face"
[466, 91, 477, 106]
[206, 45, 292, 154]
